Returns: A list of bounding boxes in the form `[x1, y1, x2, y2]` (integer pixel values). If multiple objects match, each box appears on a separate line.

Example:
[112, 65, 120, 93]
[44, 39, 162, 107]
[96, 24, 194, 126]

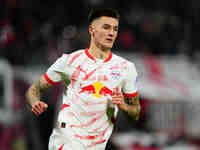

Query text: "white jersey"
[45, 48, 138, 150]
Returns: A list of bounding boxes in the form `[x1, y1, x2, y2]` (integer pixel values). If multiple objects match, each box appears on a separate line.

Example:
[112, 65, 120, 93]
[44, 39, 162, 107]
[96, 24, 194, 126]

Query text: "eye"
[103, 24, 111, 30]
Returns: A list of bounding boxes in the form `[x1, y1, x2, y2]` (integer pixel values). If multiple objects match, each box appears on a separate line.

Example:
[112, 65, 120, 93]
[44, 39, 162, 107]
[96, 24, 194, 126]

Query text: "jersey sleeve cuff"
[123, 91, 138, 98]
[44, 73, 58, 85]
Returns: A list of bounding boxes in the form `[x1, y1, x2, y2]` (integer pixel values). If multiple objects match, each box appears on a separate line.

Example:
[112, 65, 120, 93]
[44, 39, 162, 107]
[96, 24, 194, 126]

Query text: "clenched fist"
[111, 87, 127, 111]
[31, 101, 48, 115]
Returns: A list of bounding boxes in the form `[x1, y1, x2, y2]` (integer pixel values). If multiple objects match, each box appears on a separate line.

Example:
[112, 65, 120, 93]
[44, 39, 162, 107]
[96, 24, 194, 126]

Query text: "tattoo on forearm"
[125, 95, 139, 105]
[26, 77, 51, 106]
[26, 81, 40, 107]
[126, 105, 140, 121]
[29, 81, 41, 102]
[38, 79, 48, 93]
[123, 95, 140, 121]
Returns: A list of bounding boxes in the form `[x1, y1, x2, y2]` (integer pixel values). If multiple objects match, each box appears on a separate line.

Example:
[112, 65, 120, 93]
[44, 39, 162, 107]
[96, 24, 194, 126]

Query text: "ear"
[89, 25, 96, 36]
[89, 25, 93, 35]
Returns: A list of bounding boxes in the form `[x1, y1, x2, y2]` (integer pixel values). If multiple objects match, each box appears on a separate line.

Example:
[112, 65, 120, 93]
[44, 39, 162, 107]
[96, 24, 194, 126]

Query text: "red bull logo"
[79, 82, 112, 98]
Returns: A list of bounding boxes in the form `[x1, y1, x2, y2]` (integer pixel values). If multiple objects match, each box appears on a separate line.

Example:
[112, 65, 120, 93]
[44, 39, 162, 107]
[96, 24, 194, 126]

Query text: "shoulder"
[51, 49, 85, 65]
[61, 49, 85, 64]
[63, 49, 85, 58]
[112, 52, 136, 69]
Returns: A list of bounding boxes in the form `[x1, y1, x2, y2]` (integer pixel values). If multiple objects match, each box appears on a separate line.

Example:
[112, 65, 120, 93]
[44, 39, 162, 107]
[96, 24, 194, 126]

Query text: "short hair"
[88, 8, 120, 25]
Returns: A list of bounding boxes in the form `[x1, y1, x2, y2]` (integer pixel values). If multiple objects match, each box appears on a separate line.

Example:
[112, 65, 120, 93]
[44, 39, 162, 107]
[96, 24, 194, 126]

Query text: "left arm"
[123, 95, 141, 120]
[112, 62, 140, 121]
[112, 88, 141, 121]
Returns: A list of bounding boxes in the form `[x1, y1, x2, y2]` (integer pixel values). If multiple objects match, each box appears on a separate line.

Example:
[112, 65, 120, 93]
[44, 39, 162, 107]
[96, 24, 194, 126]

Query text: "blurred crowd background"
[1, 0, 200, 150]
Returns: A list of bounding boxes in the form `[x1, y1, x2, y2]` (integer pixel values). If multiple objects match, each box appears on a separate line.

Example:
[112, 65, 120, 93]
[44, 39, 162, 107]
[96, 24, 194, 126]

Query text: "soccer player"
[26, 8, 140, 150]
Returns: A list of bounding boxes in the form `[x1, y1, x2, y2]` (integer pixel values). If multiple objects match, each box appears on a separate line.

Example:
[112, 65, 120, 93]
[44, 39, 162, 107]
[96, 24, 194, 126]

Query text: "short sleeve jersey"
[44, 48, 138, 148]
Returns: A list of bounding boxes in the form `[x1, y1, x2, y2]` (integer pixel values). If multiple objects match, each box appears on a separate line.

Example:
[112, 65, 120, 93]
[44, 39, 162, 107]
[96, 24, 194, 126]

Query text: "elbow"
[25, 85, 33, 105]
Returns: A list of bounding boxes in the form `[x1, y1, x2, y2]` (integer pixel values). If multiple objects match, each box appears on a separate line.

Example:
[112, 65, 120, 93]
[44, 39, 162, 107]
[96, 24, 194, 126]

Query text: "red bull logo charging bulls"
[79, 82, 112, 98]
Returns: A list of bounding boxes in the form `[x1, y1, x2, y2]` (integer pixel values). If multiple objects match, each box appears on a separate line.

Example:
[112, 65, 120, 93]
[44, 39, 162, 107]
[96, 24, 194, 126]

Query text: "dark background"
[1, 0, 200, 150]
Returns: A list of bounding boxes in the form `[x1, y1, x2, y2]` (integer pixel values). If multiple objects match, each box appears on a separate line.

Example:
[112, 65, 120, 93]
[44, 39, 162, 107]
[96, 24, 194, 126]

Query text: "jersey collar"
[85, 48, 112, 63]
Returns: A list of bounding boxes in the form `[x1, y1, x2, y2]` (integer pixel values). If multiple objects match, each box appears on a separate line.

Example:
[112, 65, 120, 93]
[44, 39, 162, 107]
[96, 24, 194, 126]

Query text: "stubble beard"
[95, 40, 113, 52]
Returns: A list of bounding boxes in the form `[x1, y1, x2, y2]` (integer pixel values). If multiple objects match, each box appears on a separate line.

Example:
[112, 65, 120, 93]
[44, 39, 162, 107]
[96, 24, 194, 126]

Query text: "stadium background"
[1, 0, 200, 149]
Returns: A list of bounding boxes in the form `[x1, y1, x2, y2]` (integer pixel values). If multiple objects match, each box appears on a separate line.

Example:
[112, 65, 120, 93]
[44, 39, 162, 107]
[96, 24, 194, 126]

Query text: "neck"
[88, 43, 111, 60]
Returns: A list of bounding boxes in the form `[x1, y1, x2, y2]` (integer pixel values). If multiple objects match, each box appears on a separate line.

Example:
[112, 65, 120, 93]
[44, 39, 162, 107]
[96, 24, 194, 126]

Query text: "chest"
[70, 59, 125, 88]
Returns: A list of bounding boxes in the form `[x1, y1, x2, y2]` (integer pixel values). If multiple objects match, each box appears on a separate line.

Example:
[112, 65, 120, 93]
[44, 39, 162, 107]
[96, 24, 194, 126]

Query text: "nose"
[108, 29, 115, 37]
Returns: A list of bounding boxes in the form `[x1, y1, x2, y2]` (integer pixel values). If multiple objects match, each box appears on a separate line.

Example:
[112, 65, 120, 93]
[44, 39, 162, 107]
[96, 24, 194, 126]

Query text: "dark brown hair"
[88, 8, 120, 25]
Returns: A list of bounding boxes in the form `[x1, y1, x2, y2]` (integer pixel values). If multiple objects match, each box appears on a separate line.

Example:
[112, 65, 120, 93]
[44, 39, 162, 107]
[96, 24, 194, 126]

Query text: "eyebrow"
[103, 24, 118, 28]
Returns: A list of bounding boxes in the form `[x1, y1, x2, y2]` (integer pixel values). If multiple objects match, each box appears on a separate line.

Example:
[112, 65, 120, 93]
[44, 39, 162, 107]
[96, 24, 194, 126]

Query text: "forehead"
[92, 16, 119, 27]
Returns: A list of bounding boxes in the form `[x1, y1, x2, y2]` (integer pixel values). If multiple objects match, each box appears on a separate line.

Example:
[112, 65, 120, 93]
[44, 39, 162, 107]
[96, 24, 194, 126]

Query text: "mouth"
[106, 38, 113, 43]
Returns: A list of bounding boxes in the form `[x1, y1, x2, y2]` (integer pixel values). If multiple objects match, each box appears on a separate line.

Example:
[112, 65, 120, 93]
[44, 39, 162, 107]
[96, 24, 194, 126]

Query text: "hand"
[31, 101, 48, 116]
[112, 87, 127, 110]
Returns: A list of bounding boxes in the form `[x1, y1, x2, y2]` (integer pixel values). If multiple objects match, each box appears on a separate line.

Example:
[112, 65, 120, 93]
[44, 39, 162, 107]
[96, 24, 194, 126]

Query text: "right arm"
[26, 53, 71, 115]
[26, 75, 52, 115]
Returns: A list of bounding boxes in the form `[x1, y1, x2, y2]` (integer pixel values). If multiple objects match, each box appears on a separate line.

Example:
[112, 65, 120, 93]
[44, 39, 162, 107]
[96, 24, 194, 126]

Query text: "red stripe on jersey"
[70, 112, 105, 128]
[44, 73, 57, 85]
[69, 52, 83, 65]
[60, 104, 70, 111]
[123, 91, 138, 98]
[104, 52, 112, 62]
[74, 134, 97, 140]
[74, 127, 108, 140]
[85, 48, 96, 62]
[91, 120, 107, 132]
[58, 144, 64, 150]
[82, 68, 98, 80]
[85, 48, 112, 63]
[88, 139, 106, 147]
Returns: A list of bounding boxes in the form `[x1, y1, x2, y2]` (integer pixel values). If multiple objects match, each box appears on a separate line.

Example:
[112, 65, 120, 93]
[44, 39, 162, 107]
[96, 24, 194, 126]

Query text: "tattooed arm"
[26, 75, 52, 115]
[112, 88, 141, 121]
[124, 95, 141, 121]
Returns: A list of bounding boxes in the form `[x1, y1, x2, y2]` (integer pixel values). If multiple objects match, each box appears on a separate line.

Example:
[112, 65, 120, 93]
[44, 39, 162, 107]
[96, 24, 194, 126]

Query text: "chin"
[103, 44, 113, 50]
[101, 46, 112, 51]
[98, 42, 113, 51]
